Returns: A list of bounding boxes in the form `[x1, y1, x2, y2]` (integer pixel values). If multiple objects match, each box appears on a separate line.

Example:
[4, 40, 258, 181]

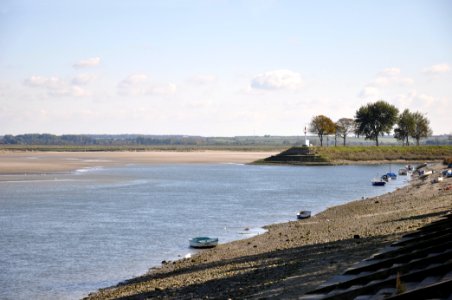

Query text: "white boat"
[189, 237, 218, 248]
[419, 170, 433, 179]
[432, 177, 444, 183]
[297, 210, 311, 219]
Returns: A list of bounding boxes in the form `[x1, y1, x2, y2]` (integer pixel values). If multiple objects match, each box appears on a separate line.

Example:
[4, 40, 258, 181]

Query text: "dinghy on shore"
[297, 210, 311, 219]
[189, 237, 218, 248]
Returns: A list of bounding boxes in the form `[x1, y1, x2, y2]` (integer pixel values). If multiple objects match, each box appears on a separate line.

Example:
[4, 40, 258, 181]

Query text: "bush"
[444, 157, 452, 165]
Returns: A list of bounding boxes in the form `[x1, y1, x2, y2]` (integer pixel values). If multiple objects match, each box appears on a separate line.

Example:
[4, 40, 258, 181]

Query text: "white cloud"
[423, 63, 450, 74]
[251, 69, 303, 90]
[372, 67, 413, 87]
[187, 74, 217, 85]
[73, 57, 101, 68]
[379, 67, 400, 76]
[117, 74, 149, 95]
[359, 67, 414, 98]
[117, 74, 176, 96]
[373, 76, 414, 87]
[24, 76, 63, 88]
[358, 86, 379, 98]
[149, 83, 177, 95]
[393, 90, 437, 110]
[24, 75, 89, 97]
[71, 74, 97, 85]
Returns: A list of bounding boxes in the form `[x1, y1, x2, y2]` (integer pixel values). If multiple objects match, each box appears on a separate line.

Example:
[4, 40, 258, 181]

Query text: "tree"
[335, 118, 355, 146]
[394, 109, 415, 146]
[354, 100, 399, 146]
[411, 112, 432, 145]
[309, 115, 336, 147]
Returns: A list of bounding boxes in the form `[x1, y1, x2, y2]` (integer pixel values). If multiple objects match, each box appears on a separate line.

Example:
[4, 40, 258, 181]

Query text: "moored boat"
[386, 172, 397, 180]
[398, 168, 407, 175]
[189, 237, 218, 248]
[372, 179, 386, 186]
[381, 174, 390, 182]
[297, 210, 311, 219]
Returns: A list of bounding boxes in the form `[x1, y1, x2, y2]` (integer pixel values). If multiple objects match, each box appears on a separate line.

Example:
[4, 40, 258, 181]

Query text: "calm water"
[0, 163, 408, 299]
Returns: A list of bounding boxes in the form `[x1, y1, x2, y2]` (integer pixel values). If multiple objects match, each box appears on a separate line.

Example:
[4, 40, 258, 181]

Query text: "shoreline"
[0, 150, 439, 176]
[86, 163, 452, 299]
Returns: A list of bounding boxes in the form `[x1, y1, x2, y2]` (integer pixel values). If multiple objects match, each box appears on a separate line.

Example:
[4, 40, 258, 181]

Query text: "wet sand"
[0, 151, 278, 176]
[85, 163, 452, 299]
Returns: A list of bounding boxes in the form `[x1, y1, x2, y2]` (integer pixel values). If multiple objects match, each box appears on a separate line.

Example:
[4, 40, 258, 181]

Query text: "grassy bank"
[255, 145, 452, 165]
[315, 145, 452, 162]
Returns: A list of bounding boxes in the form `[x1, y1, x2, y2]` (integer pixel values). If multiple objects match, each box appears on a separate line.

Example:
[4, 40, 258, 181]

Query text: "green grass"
[312, 145, 452, 162]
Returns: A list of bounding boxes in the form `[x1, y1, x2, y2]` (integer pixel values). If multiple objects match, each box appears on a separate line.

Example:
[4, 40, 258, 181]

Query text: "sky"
[1, 0, 451, 136]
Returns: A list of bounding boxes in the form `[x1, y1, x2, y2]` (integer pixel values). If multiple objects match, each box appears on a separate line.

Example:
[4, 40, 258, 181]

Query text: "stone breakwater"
[86, 163, 452, 299]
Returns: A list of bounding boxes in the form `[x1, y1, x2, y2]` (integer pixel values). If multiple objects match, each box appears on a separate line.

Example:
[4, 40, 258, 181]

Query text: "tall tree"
[309, 115, 336, 147]
[411, 112, 432, 145]
[394, 109, 415, 146]
[335, 118, 355, 146]
[354, 100, 399, 146]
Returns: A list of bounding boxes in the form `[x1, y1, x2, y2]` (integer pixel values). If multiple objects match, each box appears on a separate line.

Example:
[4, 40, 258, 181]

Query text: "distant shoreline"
[1, 146, 450, 176]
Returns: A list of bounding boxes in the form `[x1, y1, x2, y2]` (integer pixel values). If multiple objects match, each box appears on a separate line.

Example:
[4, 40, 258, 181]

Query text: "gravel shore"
[86, 163, 451, 300]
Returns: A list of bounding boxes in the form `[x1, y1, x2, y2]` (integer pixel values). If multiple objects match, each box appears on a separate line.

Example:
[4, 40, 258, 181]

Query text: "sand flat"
[0, 151, 278, 175]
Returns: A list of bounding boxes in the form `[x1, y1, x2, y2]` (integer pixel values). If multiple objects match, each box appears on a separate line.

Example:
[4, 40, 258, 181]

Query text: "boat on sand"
[189, 237, 218, 248]
[297, 210, 311, 219]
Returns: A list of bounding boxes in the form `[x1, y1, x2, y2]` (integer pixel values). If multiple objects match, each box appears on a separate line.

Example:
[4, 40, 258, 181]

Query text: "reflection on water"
[0, 164, 408, 300]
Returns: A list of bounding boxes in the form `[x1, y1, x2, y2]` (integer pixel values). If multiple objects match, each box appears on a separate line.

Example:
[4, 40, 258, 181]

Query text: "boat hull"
[372, 181, 386, 186]
[189, 237, 218, 248]
[297, 210, 311, 219]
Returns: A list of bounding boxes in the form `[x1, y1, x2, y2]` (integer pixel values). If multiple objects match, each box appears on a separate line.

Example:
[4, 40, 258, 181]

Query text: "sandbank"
[86, 163, 452, 299]
[0, 151, 278, 176]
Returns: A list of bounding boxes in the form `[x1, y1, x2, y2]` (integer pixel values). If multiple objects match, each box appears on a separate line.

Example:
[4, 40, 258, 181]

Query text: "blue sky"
[1, 0, 451, 135]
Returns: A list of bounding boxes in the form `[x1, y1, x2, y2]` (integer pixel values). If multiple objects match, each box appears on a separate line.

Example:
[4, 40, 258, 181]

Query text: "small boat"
[398, 168, 407, 175]
[386, 172, 397, 180]
[297, 210, 311, 219]
[189, 237, 218, 249]
[432, 177, 444, 183]
[372, 179, 386, 186]
[419, 170, 433, 179]
[416, 163, 428, 170]
[381, 174, 390, 182]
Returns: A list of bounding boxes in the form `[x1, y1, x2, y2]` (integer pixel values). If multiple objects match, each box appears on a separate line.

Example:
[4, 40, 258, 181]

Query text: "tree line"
[0, 134, 207, 146]
[309, 100, 432, 146]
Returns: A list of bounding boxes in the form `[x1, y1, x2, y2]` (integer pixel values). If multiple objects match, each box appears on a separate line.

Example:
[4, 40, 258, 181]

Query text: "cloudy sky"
[1, 0, 451, 136]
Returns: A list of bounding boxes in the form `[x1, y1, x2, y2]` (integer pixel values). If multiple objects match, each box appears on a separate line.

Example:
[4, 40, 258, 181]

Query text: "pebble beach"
[85, 162, 452, 299]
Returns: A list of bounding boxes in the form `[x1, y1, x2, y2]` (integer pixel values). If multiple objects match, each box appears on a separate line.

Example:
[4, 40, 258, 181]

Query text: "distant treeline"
[0, 133, 451, 147]
[0, 134, 207, 146]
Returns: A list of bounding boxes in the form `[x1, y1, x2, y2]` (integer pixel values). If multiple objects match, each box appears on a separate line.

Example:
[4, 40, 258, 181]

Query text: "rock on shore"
[86, 163, 452, 299]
